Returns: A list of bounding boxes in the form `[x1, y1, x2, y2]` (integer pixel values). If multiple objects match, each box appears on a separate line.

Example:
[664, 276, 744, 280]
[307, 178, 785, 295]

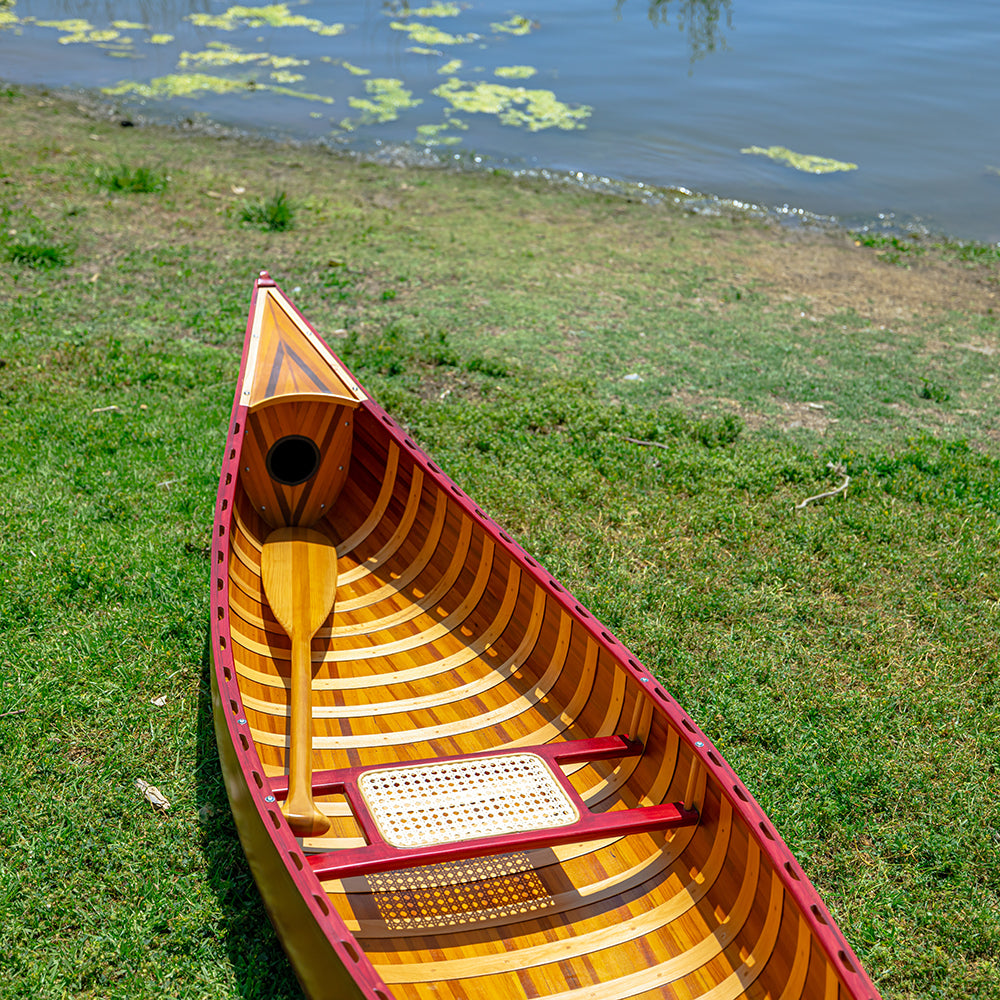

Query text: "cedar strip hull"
[211, 273, 882, 1000]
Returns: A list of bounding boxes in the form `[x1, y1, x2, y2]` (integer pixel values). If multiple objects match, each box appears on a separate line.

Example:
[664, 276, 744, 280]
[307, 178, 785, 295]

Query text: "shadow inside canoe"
[196, 628, 304, 1000]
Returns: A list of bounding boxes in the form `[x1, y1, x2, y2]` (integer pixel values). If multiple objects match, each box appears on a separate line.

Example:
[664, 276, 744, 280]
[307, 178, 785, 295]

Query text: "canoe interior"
[213, 278, 880, 1000]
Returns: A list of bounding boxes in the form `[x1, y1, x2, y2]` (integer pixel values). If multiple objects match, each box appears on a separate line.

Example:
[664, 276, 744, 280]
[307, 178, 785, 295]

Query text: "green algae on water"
[187, 4, 344, 36]
[415, 119, 466, 145]
[391, 3, 462, 17]
[491, 15, 534, 35]
[103, 72, 333, 104]
[433, 78, 590, 131]
[741, 145, 858, 174]
[390, 21, 478, 46]
[347, 77, 421, 124]
[494, 66, 536, 79]
[179, 43, 308, 71]
[340, 61, 371, 76]
[438, 59, 463, 75]
[34, 19, 121, 44]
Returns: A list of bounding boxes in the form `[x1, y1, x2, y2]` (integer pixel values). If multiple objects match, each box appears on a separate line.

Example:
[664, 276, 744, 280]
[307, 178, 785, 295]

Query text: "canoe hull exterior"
[210, 660, 375, 1000]
[210, 273, 882, 1000]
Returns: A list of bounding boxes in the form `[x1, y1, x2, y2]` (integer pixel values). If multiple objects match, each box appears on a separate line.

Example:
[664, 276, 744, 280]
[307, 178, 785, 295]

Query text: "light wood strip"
[334, 490, 451, 613]
[324, 537, 499, 661]
[335, 442, 400, 557]
[337, 465, 423, 585]
[506, 661, 627, 753]
[675, 872, 785, 1000]
[249, 608, 572, 748]
[825, 962, 841, 1000]
[371, 793, 734, 982]
[239, 586, 546, 721]
[233, 576, 531, 692]
[231, 536, 498, 664]
[778, 917, 814, 1000]
[228, 490, 462, 638]
[379, 836, 763, 992]
[331, 779, 710, 938]
[327, 496, 463, 631]
[230, 535, 513, 693]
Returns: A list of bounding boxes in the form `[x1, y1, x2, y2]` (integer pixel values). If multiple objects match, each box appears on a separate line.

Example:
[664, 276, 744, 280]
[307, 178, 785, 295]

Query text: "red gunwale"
[210, 271, 882, 1000]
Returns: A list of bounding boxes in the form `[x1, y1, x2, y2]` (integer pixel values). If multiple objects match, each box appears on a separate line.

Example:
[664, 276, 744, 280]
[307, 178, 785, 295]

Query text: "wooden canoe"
[211, 272, 882, 1000]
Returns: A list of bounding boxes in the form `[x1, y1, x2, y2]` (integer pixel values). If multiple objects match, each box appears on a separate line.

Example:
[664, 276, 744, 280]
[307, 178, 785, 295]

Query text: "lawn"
[1, 85, 998, 999]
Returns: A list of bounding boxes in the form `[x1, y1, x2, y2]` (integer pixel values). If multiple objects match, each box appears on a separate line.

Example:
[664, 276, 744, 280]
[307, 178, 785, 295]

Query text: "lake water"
[2, 0, 999, 243]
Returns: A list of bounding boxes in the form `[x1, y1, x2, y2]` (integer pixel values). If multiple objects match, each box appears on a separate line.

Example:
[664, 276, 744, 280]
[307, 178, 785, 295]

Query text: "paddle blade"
[261, 527, 339, 639]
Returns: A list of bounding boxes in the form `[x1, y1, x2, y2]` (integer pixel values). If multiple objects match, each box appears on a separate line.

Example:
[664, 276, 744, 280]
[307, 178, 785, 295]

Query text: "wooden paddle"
[261, 526, 337, 838]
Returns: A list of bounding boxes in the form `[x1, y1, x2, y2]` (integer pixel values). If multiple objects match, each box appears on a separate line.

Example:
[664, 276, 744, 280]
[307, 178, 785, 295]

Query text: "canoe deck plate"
[358, 753, 580, 848]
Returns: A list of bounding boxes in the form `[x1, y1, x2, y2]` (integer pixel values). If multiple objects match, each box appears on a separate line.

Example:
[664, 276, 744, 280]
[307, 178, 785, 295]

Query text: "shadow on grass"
[196, 631, 303, 1000]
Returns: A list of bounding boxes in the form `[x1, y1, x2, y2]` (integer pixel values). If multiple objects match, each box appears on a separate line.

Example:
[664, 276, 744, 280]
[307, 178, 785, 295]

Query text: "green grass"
[1, 88, 999, 1000]
[238, 190, 295, 231]
[1, 217, 74, 269]
[93, 160, 169, 194]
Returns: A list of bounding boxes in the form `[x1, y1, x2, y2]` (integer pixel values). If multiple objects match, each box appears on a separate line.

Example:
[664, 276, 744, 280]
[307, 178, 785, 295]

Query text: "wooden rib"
[326, 502, 466, 634]
[234, 587, 530, 692]
[371, 795, 734, 983]
[333, 493, 454, 615]
[231, 538, 516, 694]
[319, 537, 499, 662]
[778, 917, 814, 1000]
[240, 588, 546, 723]
[228, 488, 459, 637]
[329, 769, 710, 940]
[335, 442, 400, 557]
[375, 836, 765, 993]
[337, 465, 424, 586]
[545, 858, 778, 1000]
[248, 605, 572, 749]
[506, 655, 626, 751]
[825, 962, 842, 1000]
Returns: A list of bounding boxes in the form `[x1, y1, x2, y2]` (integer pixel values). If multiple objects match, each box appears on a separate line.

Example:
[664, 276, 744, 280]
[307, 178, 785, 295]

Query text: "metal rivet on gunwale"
[695, 741, 705, 748]
[237, 718, 247, 725]
[264, 795, 276, 803]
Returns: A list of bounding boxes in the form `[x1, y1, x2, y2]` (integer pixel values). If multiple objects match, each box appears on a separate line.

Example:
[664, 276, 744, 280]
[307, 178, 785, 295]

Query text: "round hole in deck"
[266, 435, 321, 486]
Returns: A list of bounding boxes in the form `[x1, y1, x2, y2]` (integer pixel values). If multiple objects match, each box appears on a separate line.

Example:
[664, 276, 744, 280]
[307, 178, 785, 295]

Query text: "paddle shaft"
[261, 527, 338, 838]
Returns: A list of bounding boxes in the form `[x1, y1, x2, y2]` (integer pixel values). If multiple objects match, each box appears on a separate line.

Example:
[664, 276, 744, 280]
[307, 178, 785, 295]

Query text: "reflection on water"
[629, 0, 733, 60]
[7, 0, 204, 30]
[1, 0, 999, 242]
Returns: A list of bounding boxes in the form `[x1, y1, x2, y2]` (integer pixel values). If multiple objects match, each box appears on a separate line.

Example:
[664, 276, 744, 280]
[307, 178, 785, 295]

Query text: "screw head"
[264, 794, 276, 803]
[694, 740, 705, 748]
[237, 718, 247, 725]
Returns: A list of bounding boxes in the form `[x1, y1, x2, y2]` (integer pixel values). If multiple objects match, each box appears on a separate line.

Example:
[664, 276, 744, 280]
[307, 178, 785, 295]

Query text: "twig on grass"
[619, 435, 671, 451]
[794, 462, 850, 510]
[0, 709, 27, 719]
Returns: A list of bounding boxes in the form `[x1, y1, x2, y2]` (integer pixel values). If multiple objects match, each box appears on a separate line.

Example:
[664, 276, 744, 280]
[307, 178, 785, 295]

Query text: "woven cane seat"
[358, 753, 580, 849]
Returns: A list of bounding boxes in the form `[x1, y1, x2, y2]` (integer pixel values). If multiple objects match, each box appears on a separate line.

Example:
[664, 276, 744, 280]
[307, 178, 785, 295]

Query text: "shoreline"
[48, 81, 999, 252]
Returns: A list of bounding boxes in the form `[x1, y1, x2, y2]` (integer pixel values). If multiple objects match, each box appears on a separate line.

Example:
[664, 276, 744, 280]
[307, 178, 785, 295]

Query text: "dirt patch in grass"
[709, 226, 999, 327]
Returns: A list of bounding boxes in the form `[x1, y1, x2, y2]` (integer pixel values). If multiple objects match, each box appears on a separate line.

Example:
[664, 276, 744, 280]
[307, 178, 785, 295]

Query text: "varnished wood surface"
[261, 527, 339, 837]
[213, 277, 880, 1000]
